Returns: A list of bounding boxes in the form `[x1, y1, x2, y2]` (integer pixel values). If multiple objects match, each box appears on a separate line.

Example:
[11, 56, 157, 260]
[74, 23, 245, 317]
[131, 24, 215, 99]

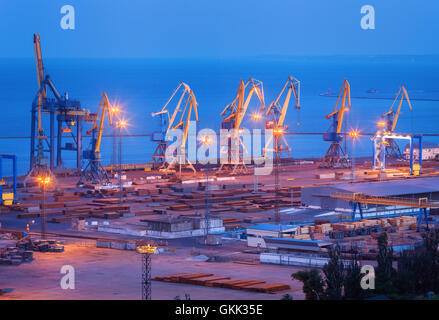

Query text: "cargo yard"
[2, 33, 439, 301]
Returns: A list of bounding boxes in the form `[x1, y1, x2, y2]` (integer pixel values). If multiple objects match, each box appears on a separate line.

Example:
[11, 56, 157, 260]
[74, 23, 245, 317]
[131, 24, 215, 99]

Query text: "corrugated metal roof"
[246, 223, 297, 232]
[265, 237, 332, 247]
[334, 177, 439, 197]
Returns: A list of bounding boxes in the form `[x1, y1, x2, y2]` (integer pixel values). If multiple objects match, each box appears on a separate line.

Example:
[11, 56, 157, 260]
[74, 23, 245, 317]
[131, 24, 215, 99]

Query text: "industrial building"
[246, 223, 299, 248]
[404, 142, 439, 160]
[302, 176, 439, 210]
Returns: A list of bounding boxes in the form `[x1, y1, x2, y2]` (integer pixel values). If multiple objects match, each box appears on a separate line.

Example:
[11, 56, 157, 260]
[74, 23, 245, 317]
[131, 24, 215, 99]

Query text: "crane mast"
[320, 79, 352, 169]
[152, 82, 199, 177]
[378, 86, 413, 158]
[264, 75, 300, 158]
[79, 92, 114, 185]
[219, 78, 265, 174]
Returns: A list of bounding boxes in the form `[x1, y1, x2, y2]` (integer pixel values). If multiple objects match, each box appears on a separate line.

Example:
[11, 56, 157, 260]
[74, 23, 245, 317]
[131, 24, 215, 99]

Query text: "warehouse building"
[301, 177, 439, 211]
[246, 223, 299, 248]
[404, 141, 439, 160]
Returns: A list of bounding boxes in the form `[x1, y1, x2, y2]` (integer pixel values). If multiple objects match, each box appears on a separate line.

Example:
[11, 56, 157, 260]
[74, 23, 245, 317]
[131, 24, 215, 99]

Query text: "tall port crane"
[320, 79, 351, 168]
[152, 82, 199, 176]
[379, 86, 413, 157]
[79, 93, 113, 185]
[219, 78, 265, 174]
[29, 34, 94, 179]
[264, 75, 300, 158]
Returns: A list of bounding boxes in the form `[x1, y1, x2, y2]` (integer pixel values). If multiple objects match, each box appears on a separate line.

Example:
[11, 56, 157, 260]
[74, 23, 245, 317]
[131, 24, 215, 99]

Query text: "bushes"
[293, 229, 439, 300]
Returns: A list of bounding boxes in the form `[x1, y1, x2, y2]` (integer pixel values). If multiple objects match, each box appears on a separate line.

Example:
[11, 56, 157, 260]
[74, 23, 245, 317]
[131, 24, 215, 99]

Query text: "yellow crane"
[320, 79, 352, 168]
[378, 86, 413, 157]
[152, 82, 199, 176]
[79, 93, 113, 185]
[219, 78, 265, 174]
[264, 75, 300, 158]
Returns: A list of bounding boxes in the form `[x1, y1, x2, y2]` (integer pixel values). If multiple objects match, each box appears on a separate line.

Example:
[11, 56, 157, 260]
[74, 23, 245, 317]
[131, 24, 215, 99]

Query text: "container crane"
[219, 78, 265, 174]
[264, 75, 300, 159]
[28, 34, 94, 181]
[152, 82, 199, 177]
[79, 93, 113, 185]
[320, 79, 351, 169]
[379, 86, 413, 158]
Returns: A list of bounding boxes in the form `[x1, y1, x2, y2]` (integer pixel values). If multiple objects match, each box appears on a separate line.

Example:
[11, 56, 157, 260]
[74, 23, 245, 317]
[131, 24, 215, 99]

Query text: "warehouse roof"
[332, 177, 439, 197]
[246, 223, 297, 232]
[264, 237, 332, 252]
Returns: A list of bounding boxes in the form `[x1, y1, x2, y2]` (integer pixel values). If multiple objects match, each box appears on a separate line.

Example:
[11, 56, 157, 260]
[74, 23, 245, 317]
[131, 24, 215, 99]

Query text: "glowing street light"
[377, 120, 386, 128]
[251, 112, 262, 121]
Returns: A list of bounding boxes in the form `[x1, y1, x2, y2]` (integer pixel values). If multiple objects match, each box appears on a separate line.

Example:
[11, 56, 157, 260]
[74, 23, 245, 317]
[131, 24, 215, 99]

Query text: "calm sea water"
[1, 56, 439, 175]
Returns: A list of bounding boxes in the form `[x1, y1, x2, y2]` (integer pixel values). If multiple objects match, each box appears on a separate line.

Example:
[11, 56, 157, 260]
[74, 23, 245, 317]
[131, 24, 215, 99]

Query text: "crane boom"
[325, 79, 351, 134]
[152, 82, 199, 175]
[87, 93, 113, 153]
[221, 78, 265, 133]
[33, 34, 46, 100]
[266, 75, 300, 128]
[381, 86, 412, 132]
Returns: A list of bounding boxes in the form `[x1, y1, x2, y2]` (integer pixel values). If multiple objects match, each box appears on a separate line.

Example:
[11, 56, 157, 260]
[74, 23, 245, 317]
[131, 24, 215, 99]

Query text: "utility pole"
[41, 182, 47, 239]
[119, 124, 123, 204]
[274, 133, 281, 223]
[37, 175, 51, 239]
[205, 165, 210, 241]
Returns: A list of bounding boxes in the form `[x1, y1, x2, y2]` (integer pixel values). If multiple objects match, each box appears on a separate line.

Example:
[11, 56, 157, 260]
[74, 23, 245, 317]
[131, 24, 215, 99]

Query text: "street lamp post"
[200, 136, 212, 241]
[117, 120, 127, 205]
[37, 175, 51, 239]
[349, 129, 360, 183]
[111, 106, 120, 167]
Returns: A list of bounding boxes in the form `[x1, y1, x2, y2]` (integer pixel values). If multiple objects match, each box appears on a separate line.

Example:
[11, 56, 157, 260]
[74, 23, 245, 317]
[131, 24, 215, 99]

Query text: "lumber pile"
[152, 273, 290, 294]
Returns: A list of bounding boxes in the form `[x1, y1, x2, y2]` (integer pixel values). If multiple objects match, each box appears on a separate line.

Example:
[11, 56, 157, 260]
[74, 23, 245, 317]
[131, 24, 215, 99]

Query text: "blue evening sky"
[0, 0, 438, 58]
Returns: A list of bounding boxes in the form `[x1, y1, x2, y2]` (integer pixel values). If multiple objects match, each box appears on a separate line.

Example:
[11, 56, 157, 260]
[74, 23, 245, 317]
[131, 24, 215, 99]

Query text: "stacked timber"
[152, 273, 291, 294]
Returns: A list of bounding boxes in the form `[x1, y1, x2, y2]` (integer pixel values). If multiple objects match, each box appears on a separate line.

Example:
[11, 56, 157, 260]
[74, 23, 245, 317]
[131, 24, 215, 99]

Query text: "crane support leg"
[351, 202, 363, 221]
[417, 208, 429, 232]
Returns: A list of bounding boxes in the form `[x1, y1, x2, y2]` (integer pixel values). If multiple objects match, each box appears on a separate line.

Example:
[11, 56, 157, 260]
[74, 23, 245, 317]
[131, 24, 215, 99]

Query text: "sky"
[0, 0, 438, 58]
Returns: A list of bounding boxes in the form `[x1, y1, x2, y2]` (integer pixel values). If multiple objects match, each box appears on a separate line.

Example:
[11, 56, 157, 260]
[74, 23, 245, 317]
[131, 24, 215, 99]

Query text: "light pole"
[117, 119, 127, 204]
[200, 135, 212, 241]
[37, 175, 51, 239]
[349, 129, 360, 182]
[111, 106, 120, 166]
[251, 112, 263, 193]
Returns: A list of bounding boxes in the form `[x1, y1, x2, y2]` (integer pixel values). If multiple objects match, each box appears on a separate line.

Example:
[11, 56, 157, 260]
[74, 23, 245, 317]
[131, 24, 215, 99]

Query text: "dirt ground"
[0, 238, 305, 300]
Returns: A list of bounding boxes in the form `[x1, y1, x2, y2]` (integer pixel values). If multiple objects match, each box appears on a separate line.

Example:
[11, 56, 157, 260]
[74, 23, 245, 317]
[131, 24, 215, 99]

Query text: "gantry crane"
[379, 86, 413, 158]
[29, 34, 94, 180]
[264, 75, 300, 159]
[152, 82, 199, 177]
[219, 78, 265, 174]
[320, 79, 351, 169]
[79, 93, 113, 185]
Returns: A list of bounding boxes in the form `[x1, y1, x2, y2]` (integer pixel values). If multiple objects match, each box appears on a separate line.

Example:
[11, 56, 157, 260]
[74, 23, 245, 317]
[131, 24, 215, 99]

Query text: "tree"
[375, 232, 396, 294]
[292, 269, 324, 300]
[281, 294, 293, 300]
[323, 244, 345, 300]
[344, 251, 365, 300]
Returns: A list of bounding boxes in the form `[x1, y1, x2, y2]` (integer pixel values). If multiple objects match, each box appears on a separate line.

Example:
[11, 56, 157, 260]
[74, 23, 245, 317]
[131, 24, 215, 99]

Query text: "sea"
[1, 55, 439, 175]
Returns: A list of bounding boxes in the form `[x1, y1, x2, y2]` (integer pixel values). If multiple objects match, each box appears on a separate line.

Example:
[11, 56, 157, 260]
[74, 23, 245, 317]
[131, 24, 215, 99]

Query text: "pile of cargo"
[22, 239, 65, 253]
[153, 273, 291, 294]
[0, 245, 33, 265]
